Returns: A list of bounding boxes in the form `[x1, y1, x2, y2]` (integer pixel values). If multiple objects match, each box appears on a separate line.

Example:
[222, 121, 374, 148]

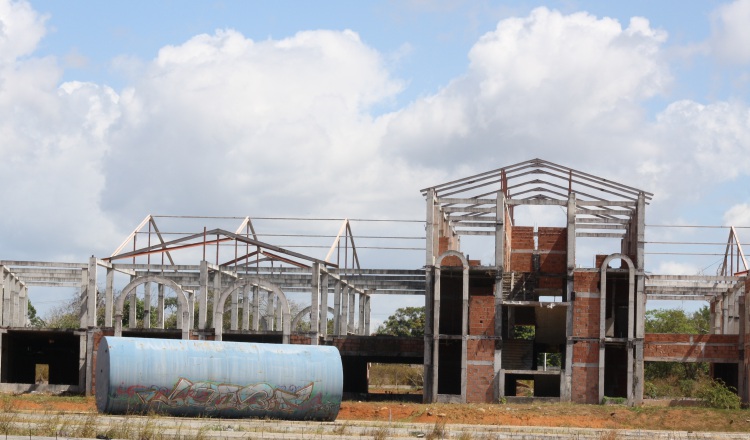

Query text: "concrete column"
[333, 281, 342, 336]
[461, 259, 469, 403]
[358, 292, 365, 335]
[242, 285, 250, 331]
[79, 268, 89, 328]
[634, 193, 646, 404]
[563, 193, 576, 401]
[348, 288, 356, 334]
[320, 274, 329, 337]
[0, 267, 6, 327]
[231, 284, 239, 331]
[188, 290, 196, 331]
[426, 188, 437, 267]
[494, 192, 506, 402]
[340, 285, 350, 335]
[432, 265, 441, 403]
[21, 285, 28, 327]
[87, 256, 97, 327]
[310, 263, 320, 344]
[11, 278, 19, 327]
[199, 261, 208, 330]
[105, 267, 114, 327]
[252, 286, 260, 331]
[129, 285, 137, 329]
[265, 291, 274, 331]
[176, 290, 183, 330]
[78, 331, 86, 393]
[275, 294, 282, 331]
[423, 267, 434, 403]
[364, 291, 371, 335]
[143, 281, 151, 329]
[157, 284, 165, 329]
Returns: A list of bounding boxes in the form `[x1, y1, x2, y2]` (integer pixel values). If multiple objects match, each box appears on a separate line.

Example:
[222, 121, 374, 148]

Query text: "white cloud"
[724, 203, 750, 226]
[653, 261, 702, 276]
[0, 0, 45, 62]
[383, 7, 670, 173]
[710, 0, 750, 64]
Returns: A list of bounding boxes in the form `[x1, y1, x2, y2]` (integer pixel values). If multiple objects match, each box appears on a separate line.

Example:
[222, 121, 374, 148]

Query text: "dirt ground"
[5, 394, 750, 433]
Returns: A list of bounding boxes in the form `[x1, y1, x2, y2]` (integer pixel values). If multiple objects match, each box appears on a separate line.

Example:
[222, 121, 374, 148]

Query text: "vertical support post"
[310, 263, 321, 345]
[188, 290, 196, 332]
[213, 268, 223, 329]
[87, 256, 97, 327]
[242, 285, 250, 331]
[80, 267, 89, 328]
[0, 267, 7, 326]
[348, 288, 356, 334]
[634, 192, 646, 405]
[157, 284, 165, 329]
[78, 331, 86, 393]
[461, 259, 469, 403]
[333, 281, 342, 336]
[494, 192, 506, 402]
[424, 268, 434, 403]
[252, 286, 260, 331]
[340, 285, 350, 335]
[320, 273, 329, 337]
[432, 265, 441, 403]
[426, 188, 437, 267]
[199, 261, 208, 330]
[275, 294, 282, 330]
[11, 278, 19, 327]
[563, 193, 576, 401]
[265, 291, 274, 330]
[364, 291, 371, 335]
[358, 292, 365, 335]
[105, 267, 114, 327]
[128, 280, 137, 330]
[143, 281, 151, 329]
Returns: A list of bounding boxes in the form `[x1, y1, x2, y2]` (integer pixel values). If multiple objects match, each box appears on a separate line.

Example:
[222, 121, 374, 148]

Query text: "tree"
[44, 294, 80, 329]
[376, 306, 425, 337]
[27, 301, 45, 327]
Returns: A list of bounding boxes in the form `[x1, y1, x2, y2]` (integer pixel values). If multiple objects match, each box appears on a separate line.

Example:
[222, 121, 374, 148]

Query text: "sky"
[2, 0, 750, 324]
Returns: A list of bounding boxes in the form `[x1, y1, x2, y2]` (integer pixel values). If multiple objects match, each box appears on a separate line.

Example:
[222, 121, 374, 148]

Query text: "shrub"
[696, 379, 741, 409]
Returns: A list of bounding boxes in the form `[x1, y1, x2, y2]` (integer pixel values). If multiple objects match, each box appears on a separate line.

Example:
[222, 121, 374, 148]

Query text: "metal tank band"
[95, 336, 343, 421]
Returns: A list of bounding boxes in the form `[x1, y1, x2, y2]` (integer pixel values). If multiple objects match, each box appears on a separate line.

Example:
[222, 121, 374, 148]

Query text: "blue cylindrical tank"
[95, 337, 343, 421]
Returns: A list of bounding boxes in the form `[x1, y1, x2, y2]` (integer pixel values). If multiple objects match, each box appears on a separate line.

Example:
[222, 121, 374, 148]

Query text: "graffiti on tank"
[128, 378, 314, 412]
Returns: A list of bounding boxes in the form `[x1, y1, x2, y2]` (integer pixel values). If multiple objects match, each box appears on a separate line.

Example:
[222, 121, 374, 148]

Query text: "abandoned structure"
[1, 159, 748, 406]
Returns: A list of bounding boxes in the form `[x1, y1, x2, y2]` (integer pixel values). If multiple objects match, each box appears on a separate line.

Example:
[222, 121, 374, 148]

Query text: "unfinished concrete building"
[0, 158, 749, 406]
[421, 158, 749, 405]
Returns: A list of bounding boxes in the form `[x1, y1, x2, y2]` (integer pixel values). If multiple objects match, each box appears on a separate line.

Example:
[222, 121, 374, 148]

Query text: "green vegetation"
[644, 306, 716, 399]
[696, 379, 742, 409]
[376, 306, 425, 337]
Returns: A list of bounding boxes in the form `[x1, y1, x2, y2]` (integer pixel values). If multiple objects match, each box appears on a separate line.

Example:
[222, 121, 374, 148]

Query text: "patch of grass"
[332, 422, 349, 435]
[368, 425, 391, 440]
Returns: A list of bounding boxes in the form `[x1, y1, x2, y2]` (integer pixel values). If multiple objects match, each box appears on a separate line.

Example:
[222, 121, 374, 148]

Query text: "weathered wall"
[644, 334, 740, 363]
[467, 294, 495, 403]
[571, 270, 601, 404]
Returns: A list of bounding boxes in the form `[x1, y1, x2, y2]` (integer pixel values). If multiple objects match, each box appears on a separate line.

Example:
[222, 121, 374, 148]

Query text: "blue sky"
[3, 0, 750, 322]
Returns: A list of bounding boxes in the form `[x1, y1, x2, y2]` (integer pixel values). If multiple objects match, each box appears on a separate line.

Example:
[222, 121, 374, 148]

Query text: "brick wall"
[469, 295, 495, 336]
[571, 364, 599, 404]
[467, 364, 494, 403]
[510, 253, 533, 272]
[539, 253, 566, 273]
[468, 339, 495, 362]
[573, 270, 600, 293]
[537, 227, 566, 251]
[572, 296, 600, 338]
[512, 226, 534, 250]
[644, 333, 740, 362]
